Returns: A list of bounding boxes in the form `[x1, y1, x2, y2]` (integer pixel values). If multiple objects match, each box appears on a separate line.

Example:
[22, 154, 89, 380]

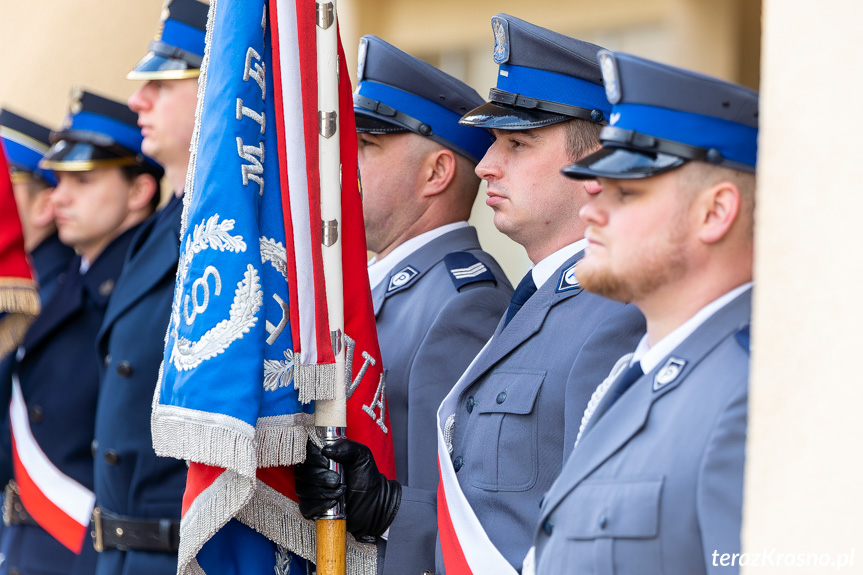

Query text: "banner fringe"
[238, 481, 378, 575]
[0, 280, 39, 313]
[255, 423, 313, 467]
[0, 313, 35, 358]
[178, 470, 255, 575]
[187, 558, 206, 575]
[151, 405, 257, 478]
[293, 352, 337, 403]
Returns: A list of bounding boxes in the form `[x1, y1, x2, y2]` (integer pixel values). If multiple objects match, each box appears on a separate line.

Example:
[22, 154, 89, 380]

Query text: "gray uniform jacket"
[534, 288, 752, 575]
[372, 225, 512, 490]
[384, 251, 645, 574]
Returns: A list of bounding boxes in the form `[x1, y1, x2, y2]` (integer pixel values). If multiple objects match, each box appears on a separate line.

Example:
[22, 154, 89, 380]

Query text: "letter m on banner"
[151, 0, 395, 573]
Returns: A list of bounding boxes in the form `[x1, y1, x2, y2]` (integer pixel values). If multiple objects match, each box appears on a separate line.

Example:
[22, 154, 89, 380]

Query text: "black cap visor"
[354, 109, 409, 134]
[40, 138, 138, 172]
[127, 50, 201, 80]
[459, 101, 568, 130]
[562, 146, 687, 180]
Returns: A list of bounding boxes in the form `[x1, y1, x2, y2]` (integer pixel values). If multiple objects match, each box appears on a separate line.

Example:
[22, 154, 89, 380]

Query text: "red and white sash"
[435, 343, 517, 575]
[9, 376, 96, 553]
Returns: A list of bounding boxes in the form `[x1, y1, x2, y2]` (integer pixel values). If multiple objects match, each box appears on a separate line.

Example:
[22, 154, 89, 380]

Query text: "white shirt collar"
[631, 282, 753, 374]
[79, 257, 91, 274]
[367, 222, 469, 289]
[529, 238, 588, 290]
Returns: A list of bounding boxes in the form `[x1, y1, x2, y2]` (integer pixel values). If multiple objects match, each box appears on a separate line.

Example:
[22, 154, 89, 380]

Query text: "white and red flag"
[151, 1, 394, 573]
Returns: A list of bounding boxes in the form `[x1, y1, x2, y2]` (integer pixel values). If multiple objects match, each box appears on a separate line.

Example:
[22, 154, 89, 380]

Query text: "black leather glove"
[294, 438, 401, 540]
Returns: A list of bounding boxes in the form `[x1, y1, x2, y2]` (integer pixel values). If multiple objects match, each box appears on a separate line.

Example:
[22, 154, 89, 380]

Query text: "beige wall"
[0, 0, 164, 127]
[744, 0, 863, 572]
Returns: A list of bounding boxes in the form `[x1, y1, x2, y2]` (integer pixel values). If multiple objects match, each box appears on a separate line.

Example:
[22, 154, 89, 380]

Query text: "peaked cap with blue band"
[354, 35, 493, 164]
[0, 109, 57, 186]
[41, 88, 164, 178]
[563, 51, 759, 180]
[128, 0, 208, 80]
[459, 14, 611, 130]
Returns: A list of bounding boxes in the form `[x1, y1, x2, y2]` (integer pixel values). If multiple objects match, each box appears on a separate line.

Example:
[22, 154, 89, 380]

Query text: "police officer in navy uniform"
[0, 110, 74, 305]
[0, 110, 75, 493]
[529, 52, 758, 575]
[91, 2, 207, 574]
[295, 16, 646, 574]
[0, 89, 162, 575]
[356, 36, 513, 494]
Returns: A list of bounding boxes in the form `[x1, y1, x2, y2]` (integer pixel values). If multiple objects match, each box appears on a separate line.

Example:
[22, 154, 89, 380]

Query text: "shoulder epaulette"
[444, 251, 497, 291]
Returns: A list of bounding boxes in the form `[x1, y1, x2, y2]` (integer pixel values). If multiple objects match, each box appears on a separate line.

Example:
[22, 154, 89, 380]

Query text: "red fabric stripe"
[11, 431, 87, 554]
[437, 461, 472, 574]
[182, 462, 225, 517]
[295, 0, 333, 365]
[268, 0, 303, 354]
[0, 148, 32, 281]
[337, 35, 395, 478]
[257, 466, 297, 500]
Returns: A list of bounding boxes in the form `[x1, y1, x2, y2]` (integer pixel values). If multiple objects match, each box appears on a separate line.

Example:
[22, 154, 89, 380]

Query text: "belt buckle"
[92, 507, 104, 552]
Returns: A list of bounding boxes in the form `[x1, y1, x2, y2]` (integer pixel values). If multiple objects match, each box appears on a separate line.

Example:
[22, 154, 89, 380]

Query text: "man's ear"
[583, 179, 602, 195]
[128, 173, 159, 213]
[31, 187, 57, 228]
[697, 180, 741, 244]
[421, 148, 457, 197]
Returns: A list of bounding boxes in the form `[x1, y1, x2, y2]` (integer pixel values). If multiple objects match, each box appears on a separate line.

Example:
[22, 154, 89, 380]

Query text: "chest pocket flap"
[563, 478, 663, 539]
[476, 369, 545, 414]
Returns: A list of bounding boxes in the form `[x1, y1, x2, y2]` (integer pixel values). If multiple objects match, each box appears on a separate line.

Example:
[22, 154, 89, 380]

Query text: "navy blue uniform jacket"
[0, 226, 137, 575]
[93, 197, 186, 575]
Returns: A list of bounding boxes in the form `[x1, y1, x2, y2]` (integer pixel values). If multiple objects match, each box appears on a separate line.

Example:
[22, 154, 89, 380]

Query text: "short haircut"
[564, 118, 603, 162]
[680, 161, 756, 241]
[121, 164, 162, 212]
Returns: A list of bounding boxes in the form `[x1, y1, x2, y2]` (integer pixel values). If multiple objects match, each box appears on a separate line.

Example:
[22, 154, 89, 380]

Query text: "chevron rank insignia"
[444, 252, 496, 290]
[556, 262, 581, 293]
[387, 265, 419, 293]
[653, 357, 686, 391]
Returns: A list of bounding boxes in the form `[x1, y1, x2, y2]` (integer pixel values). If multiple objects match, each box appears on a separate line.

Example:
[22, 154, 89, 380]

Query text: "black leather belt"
[91, 507, 180, 553]
[2, 481, 38, 527]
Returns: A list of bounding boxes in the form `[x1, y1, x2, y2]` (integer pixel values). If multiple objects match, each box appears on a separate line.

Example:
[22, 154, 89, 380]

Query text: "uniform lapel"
[460, 254, 584, 385]
[99, 202, 181, 333]
[541, 288, 753, 516]
[372, 226, 482, 318]
[21, 259, 84, 353]
[372, 279, 388, 317]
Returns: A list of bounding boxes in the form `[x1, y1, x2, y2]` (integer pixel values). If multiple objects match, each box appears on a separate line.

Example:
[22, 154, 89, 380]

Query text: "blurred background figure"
[0, 108, 74, 529]
[0, 89, 162, 575]
[1, 109, 74, 305]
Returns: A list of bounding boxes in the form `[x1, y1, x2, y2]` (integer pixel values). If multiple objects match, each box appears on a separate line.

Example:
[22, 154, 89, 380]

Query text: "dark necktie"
[602, 361, 643, 415]
[503, 271, 537, 328]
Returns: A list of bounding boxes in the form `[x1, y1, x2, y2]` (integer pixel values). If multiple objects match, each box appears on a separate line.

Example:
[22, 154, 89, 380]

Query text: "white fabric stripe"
[452, 263, 485, 274]
[451, 264, 487, 278]
[277, 0, 318, 366]
[9, 376, 95, 525]
[436, 344, 517, 575]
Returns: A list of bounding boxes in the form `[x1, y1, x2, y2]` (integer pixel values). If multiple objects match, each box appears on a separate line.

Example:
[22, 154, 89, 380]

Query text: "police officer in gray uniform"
[356, 35, 513, 492]
[530, 51, 758, 575]
[295, 16, 646, 574]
